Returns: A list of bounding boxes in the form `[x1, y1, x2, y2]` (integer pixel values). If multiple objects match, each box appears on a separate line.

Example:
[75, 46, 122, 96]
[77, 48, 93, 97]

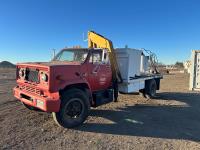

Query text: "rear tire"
[144, 79, 157, 99]
[139, 89, 146, 98]
[52, 88, 90, 128]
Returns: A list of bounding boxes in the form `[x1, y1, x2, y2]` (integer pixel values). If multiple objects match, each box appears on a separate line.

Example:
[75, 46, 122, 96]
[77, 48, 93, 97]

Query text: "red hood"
[17, 61, 81, 67]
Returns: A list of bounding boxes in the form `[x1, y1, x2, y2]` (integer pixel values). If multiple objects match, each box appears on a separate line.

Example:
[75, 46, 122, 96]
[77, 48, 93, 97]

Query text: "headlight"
[19, 68, 26, 79]
[41, 73, 48, 82]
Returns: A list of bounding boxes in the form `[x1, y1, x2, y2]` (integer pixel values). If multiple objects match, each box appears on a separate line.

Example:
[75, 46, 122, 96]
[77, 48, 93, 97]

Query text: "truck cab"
[13, 48, 115, 128]
[52, 48, 112, 92]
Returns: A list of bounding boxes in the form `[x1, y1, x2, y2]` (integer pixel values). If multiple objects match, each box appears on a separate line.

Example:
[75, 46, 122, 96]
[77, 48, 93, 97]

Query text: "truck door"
[87, 50, 112, 91]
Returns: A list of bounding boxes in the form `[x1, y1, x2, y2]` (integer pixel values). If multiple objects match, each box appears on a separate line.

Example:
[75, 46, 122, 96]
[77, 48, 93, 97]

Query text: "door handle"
[82, 73, 87, 77]
[92, 71, 98, 74]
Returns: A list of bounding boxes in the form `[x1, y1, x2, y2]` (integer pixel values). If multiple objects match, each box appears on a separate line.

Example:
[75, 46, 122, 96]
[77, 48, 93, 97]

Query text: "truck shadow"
[78, 92, 200, 142]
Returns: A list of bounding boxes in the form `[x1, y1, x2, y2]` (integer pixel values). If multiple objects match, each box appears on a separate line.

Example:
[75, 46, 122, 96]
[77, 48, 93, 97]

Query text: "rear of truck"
[115, 48, 163, 98]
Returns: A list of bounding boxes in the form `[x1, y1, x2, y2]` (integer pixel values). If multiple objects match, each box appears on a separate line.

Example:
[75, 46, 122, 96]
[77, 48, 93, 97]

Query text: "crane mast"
[88, 31, 123, 83]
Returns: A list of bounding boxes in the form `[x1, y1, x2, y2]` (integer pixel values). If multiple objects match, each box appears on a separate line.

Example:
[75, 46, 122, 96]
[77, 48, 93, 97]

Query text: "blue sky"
[0, 0, 200, 64]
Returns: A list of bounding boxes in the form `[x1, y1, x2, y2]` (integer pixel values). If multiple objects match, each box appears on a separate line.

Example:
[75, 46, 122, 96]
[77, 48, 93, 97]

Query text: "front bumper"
[13, 86, 60, 112]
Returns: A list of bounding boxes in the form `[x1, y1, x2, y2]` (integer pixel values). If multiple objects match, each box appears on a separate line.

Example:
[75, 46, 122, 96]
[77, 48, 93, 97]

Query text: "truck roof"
[60, 48, 103, 51]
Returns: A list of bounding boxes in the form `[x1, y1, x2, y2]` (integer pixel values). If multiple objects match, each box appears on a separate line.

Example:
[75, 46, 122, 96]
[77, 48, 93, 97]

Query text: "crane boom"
[88, 31, 122, 83]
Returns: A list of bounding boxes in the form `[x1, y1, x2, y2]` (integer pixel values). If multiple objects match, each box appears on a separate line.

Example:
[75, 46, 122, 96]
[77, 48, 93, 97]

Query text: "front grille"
[26, 69, 39, 83]
[20, 85, 41, 96]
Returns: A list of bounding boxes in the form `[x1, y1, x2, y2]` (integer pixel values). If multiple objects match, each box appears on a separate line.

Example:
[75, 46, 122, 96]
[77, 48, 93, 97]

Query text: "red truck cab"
[14, 48, 115, 128]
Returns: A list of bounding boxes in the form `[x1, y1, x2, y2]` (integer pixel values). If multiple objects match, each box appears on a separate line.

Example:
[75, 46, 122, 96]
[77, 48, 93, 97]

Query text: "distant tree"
[175, 61, 184, 68]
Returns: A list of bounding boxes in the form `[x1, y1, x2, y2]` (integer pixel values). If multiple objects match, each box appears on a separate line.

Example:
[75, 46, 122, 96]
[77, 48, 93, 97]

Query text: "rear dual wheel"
[139, 79, 157, 99]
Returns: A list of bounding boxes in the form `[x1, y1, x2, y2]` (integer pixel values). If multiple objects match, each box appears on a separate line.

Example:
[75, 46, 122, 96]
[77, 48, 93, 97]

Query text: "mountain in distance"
[0, 61, 15, 68]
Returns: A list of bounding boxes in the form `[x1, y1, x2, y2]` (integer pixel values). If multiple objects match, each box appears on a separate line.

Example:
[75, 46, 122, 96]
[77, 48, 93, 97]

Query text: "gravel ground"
[0, 68, 200, 150]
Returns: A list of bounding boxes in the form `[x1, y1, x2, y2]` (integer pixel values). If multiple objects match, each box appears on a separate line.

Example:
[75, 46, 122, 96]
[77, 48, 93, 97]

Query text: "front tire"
[52, 88, 90, 128]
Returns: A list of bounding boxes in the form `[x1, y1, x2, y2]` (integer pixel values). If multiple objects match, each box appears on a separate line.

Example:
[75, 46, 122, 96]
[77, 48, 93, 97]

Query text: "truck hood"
[16, 61, 82, 90]
[17, 61, 81, 67]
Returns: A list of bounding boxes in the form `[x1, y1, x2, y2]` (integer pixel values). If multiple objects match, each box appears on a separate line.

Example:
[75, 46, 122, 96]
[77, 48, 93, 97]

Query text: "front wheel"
[52, 88, 90, 128]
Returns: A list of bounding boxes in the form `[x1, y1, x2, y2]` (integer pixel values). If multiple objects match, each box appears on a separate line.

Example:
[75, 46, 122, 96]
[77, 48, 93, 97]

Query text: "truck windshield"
[53, 49, 88, 62]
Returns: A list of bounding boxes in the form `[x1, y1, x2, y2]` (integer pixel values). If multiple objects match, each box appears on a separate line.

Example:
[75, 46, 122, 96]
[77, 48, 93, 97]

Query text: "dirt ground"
[0, 68, 200, 150]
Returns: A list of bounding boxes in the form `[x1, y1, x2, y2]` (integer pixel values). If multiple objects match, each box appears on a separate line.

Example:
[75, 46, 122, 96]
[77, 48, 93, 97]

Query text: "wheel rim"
[64, 98, 83, 119]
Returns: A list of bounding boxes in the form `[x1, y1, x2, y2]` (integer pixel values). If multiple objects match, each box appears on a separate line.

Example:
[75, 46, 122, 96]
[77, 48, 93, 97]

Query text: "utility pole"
[52, 49, 56, 59]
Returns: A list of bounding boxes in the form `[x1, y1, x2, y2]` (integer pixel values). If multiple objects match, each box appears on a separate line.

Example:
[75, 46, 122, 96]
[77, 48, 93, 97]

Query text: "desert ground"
[0, 68, 200, 150]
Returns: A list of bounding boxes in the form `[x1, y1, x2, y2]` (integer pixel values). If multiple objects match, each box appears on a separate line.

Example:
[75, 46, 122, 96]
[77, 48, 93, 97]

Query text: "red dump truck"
[13, 31, 162, 128]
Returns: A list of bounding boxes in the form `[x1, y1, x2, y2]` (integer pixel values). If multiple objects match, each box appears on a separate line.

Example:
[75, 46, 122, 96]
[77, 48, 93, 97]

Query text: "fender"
[59, 78, 92, 92]
[58, 79, 94, 105]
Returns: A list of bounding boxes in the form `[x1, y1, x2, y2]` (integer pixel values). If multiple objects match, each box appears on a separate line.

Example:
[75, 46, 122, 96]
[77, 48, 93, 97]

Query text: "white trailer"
[115, 48, 163, 98]
[190, 50, 200, 91]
